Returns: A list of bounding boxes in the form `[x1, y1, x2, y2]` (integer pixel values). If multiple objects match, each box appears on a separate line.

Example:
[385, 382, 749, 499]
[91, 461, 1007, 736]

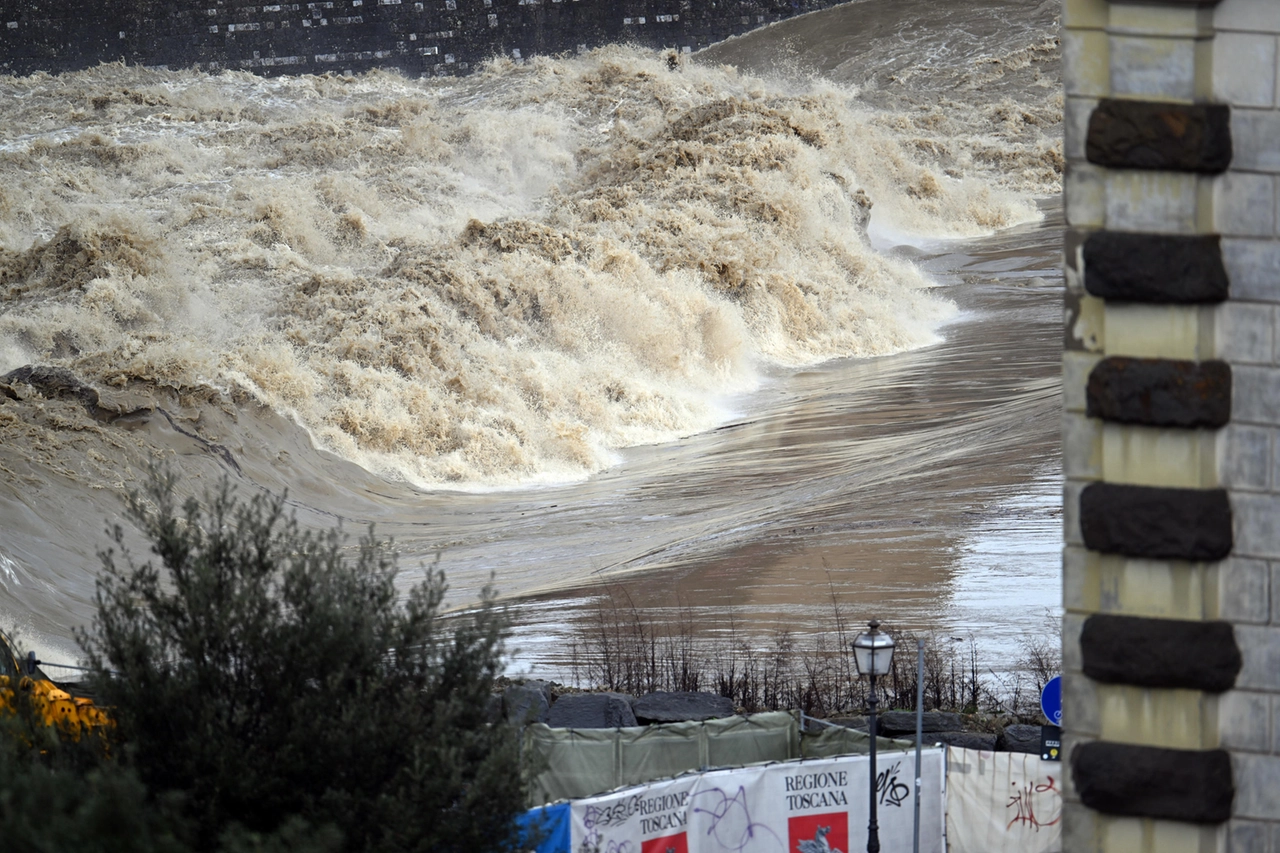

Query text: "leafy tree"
[81, 469, 524, 853]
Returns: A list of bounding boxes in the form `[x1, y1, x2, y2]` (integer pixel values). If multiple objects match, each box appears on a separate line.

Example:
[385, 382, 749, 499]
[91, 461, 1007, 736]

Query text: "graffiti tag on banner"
[944, 746, 1062, 853]
[570, 750, 945, 853]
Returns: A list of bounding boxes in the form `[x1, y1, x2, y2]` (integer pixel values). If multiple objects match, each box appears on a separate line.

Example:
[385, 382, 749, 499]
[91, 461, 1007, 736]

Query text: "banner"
[945, 746, 1062, 853]
[569, 749, 945, 853]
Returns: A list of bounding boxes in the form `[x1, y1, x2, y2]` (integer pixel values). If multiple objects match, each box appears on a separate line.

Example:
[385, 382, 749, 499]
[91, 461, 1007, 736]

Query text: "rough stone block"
[632, 691, 735, 724]
[996, 724, 1043, 754]
[1084, 231, 1228, 303]
[504, 680, 552, 725]
[1087, 99, 1232, 173]
[1110, 35, 1196, 100]
[1079, 482, 1232, 561]
[1230, 109, 1280, 173]
[547, 692, 637, 729]
[1086, 357, 1230, 428]
[1215, 172, 1276, 238]
[1080, 613, 1241, 692]
[1221, 238, 1280, 303]
[1213, 32, 1277, 108]
[875, 710, 962, 736]
[1234, 753, 1280, 819]
[1071, 741, 1234, 823]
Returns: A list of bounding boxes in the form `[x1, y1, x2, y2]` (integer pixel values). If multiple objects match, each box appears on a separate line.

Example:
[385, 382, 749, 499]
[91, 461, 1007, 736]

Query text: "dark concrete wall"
[0, 0, 847, 77]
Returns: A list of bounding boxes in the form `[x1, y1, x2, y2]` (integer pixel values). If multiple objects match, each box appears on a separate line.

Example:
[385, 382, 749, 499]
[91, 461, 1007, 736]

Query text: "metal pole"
[867, 669, 880, 853]
[913, 638, 924, 853]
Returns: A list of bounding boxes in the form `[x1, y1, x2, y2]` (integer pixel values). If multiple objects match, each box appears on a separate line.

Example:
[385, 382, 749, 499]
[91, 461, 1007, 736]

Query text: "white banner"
[945, 746, 1062, 853]
[570, 750, 945, 853]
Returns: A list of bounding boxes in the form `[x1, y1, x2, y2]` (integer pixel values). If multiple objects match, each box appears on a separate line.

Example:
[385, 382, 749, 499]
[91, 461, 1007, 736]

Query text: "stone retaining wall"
[0, 0, 842, 77]
[1062, 0, 1280, 850]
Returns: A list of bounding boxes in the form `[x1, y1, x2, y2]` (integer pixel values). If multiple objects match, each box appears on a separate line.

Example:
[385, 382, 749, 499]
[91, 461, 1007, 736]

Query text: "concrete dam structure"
[0, 0, 846, 76]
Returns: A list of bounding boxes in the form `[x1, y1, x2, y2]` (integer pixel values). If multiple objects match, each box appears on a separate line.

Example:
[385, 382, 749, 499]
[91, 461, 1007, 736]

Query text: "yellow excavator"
[0, 630, 112, 739]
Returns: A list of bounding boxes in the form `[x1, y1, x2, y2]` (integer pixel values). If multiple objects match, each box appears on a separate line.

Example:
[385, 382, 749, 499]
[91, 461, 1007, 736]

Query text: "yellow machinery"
[0, 631, 112, 740]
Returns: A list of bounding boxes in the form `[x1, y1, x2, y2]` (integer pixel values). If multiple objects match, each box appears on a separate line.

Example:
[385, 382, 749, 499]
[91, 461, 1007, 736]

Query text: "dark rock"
[504, 680, 552, 725]
[1079, 483, 1232, 561]
[1083, 231, 1228, 304]
[485, 693, 504, 724]
[876, 711, 963, 737]
[1072, 741, 1233, 823]
[632, 691, 735, 724]
[1086, 99, 1232, 173]
[995, 724, 1042, 754]
[547, 693, 637, 729]
[804, 716, 866, 734]
[1086, 357, 1231, 429]
[2, 365, 102, 412]
[828, 716, 867, 730]
[1082, 614, 1240, 694]
[899, 731, 997, 751]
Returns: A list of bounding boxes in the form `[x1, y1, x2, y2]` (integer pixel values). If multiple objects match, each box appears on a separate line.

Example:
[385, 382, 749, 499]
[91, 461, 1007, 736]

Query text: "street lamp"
[853, 619, 896, 853]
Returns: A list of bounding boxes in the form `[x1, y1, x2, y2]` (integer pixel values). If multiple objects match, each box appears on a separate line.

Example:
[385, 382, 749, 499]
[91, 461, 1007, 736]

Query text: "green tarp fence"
[524, 711, 915, 805]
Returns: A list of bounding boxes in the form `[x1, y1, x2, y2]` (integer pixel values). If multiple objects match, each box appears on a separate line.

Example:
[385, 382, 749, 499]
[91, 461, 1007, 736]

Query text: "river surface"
[0, 0, 1063, 673]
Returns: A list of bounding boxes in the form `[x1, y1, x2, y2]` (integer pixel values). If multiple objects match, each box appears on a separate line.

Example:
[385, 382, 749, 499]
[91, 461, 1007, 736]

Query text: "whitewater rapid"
[0, 0, 1062, 666]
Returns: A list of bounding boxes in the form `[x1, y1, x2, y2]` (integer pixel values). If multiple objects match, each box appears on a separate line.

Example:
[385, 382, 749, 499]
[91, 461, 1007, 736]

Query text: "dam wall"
[1062, 0, 1280, 850]
[0, 0, 845, 77]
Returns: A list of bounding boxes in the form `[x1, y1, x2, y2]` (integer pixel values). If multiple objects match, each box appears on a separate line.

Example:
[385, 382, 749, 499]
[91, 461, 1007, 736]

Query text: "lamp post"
[853, 619, 895, 853]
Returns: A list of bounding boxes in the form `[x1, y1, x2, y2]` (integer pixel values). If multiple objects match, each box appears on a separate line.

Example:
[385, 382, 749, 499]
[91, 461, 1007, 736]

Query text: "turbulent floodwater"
[0, 0, 1063, 670]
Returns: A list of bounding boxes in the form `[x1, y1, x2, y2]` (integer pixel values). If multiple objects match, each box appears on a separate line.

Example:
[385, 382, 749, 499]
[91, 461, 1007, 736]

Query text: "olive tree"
[82, 469, 524, 853]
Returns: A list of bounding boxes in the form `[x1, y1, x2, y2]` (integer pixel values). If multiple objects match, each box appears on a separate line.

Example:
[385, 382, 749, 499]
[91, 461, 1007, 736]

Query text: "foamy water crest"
[0, 46, 1053, 487]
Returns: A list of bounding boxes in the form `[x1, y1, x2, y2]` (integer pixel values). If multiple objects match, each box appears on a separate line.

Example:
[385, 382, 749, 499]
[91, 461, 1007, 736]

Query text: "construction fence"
[521, 714, 1062, 853]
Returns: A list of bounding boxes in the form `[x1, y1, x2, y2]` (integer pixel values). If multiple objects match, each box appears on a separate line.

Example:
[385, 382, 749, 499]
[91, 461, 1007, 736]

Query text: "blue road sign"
[1041, 675, 1062, 726]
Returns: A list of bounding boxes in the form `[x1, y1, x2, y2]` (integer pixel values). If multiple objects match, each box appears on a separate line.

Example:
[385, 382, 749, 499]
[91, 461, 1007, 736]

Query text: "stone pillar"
[1063, 0, 1280, 850]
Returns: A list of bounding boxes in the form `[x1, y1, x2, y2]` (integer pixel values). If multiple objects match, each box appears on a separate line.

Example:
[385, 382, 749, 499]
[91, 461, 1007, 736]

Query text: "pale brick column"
[1063, 0, 1280, 851]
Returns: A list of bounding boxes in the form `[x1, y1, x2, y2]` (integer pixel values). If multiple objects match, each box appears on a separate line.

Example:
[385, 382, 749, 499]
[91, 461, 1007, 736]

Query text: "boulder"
[825, 716, 867, 731]
[805, 716, 866, 733]
[504, 680, 552, 725]
[876, 711, 964, 737]
[996, 724, 1042, 754]
[898, 731, 997, 751]
[633, 691, 735, 724]
[547, 693, 637, 729]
